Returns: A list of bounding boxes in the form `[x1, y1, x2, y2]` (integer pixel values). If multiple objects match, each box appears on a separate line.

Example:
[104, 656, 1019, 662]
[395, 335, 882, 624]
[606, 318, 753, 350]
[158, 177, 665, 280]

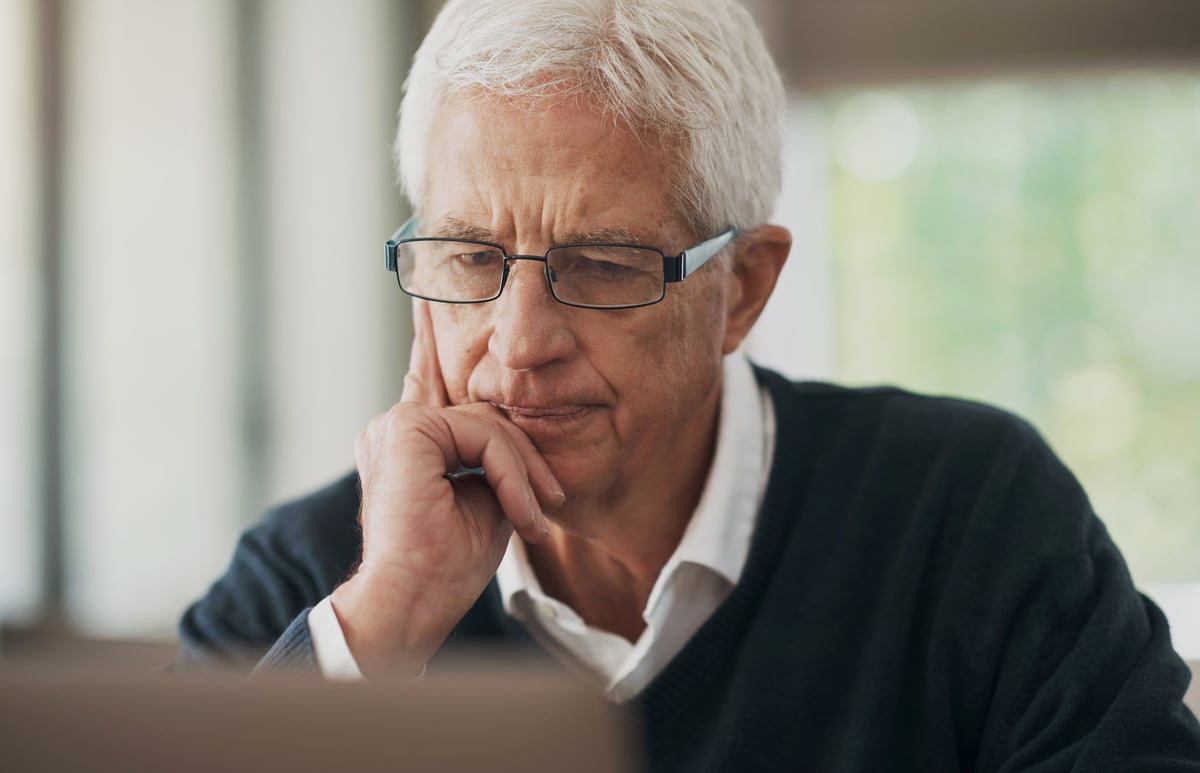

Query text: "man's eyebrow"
[561, 227, 644, 245]
[434, 217, 501, 243]
[433, 218, 649, 248]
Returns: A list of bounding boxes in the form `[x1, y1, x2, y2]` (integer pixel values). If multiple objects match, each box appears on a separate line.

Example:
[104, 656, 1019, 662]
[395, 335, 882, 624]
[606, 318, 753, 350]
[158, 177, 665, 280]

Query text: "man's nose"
[487, 258, 576, 371]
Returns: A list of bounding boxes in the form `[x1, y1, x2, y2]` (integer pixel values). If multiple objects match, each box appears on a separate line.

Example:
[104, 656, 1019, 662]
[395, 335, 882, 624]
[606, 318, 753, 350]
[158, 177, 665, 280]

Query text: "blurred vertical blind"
[260, 0, 411, 503]
[0, 0, 40, 625]
[61, 0, 242, 636]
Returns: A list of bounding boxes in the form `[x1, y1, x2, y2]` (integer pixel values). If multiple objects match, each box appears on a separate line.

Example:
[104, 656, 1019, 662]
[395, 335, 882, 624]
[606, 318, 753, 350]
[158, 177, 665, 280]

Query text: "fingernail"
[549, 476, 566, 504]
[526, 489, 542, 531]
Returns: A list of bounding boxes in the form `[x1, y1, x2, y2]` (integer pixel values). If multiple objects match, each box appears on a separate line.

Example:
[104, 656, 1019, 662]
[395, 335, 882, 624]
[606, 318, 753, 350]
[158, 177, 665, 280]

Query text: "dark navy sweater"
[179, 367, 1200, 771]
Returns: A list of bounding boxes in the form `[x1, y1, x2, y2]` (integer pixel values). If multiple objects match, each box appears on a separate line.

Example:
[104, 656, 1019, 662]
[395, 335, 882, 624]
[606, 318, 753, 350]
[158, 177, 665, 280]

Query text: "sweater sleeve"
[986, 567, 1200, 769]
[985, 546, 1200, 770]
[959, 417, 1200, 770]
[250, 608, 320, 677]
[175, 473, 363, 674]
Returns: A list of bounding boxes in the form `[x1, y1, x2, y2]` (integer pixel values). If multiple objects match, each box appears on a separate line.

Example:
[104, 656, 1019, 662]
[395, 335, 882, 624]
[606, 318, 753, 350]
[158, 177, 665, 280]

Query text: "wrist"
[329, 572, 447, 679]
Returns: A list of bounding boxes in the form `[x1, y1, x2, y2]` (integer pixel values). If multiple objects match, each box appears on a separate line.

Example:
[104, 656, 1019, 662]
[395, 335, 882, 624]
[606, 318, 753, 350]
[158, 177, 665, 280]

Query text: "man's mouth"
[490, 402, 593, 419]
[488, 402, 598, 432]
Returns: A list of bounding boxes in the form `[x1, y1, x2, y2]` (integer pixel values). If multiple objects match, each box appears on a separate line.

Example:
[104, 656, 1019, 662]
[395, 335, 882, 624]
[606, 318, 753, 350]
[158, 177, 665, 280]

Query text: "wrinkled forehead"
[418, 89, 691, 225]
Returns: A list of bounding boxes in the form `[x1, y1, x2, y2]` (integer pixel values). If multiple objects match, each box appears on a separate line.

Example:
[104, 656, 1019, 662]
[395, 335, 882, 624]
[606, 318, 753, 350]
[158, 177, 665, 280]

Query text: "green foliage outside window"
[821, 73, 1200, 582]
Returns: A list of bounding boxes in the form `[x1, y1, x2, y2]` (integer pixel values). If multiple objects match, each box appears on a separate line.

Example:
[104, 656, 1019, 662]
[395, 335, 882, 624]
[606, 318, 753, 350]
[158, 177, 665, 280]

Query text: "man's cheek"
[447, 367, 475, 405]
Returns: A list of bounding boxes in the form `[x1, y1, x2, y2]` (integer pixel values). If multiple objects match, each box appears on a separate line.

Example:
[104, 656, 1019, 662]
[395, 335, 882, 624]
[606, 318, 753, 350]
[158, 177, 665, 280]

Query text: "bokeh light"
[831, 92, 921, 183]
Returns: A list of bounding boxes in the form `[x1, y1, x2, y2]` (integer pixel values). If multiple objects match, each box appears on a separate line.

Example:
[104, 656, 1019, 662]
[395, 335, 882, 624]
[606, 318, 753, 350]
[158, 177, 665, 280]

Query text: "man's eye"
[454, 251, 500, 267]
[580, 258, 633, 275]
[549, 246, 658, 285]
[564, 251, 643, 277]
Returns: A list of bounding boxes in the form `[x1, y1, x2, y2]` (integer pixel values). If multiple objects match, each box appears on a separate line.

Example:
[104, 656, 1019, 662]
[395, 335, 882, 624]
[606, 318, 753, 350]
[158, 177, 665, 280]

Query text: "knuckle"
[386, 400, 421, 423]
[457, 402, 508, 431]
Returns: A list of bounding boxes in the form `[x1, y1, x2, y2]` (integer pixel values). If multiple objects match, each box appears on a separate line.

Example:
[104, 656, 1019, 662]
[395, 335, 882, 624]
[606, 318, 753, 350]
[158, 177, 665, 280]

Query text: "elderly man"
[180, 0, 1200, 769]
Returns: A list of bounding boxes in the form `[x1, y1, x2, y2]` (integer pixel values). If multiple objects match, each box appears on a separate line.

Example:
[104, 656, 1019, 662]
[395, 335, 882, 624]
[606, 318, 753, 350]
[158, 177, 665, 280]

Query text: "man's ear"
[721, 225, 791, 355]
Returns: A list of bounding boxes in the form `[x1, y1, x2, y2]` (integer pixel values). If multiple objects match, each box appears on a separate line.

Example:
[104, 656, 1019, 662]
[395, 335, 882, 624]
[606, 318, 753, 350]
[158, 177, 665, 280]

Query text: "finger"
[455, 403, 566, 511]
[404, 405, 550, 544]
[354, 428, 370, 484]
[472, 429, 550, 544]
[354, 410, 398, 518]
[402, 299, 449, 407]
[449, 474, 516, 546]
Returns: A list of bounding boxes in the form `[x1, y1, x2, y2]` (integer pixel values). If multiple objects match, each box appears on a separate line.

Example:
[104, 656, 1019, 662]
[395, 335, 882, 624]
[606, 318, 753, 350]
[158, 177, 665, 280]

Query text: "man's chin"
[540, 449, 621, 514]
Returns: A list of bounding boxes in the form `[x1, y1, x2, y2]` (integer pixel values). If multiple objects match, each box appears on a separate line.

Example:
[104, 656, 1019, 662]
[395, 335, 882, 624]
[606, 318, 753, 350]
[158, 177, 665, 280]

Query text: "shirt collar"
[660, 353, 764, 586]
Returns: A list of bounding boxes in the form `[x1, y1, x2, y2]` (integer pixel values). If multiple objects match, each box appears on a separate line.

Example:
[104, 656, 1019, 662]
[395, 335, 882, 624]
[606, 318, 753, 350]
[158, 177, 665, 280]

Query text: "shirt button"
[536, 600, 558, 620]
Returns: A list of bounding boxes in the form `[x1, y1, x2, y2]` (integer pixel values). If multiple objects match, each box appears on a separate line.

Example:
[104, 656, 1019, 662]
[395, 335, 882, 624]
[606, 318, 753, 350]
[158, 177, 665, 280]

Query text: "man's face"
[421, 95, 734, 525]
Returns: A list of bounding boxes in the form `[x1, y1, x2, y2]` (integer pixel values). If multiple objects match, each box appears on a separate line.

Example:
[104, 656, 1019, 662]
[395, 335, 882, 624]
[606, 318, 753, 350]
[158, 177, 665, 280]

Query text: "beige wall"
[747, 0, 1200, 88]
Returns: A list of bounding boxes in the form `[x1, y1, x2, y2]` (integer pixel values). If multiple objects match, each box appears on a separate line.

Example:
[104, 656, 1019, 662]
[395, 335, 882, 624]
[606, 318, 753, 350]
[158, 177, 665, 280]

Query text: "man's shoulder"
[753, 364, 1041, 458]
[255, 471, 363, 542]
[233, 471, 364, 597]
[176, 472, 363, 667]
[242, 471, 365, 579]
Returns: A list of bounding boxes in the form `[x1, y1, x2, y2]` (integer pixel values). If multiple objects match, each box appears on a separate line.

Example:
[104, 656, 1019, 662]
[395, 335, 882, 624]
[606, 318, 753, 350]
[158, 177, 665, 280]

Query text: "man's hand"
[330, 301, 563, 677]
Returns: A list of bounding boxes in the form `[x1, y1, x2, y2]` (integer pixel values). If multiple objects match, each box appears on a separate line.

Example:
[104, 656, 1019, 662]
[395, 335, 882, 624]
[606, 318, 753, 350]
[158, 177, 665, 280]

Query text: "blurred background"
[1, 0, 1198, 666]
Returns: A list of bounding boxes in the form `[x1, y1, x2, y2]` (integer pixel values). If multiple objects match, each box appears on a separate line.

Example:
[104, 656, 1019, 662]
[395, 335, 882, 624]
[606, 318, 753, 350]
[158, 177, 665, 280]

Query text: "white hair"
[395, 0, 785, 242]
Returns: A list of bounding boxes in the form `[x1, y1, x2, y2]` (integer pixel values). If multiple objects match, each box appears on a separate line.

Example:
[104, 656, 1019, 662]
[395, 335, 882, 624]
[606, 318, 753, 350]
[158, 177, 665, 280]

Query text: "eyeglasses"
[384, 218, 737, 309]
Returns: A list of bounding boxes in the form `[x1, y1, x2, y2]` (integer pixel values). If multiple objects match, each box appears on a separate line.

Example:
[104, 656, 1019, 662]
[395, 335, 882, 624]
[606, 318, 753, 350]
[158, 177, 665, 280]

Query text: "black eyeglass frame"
[384, 217, 739, 310]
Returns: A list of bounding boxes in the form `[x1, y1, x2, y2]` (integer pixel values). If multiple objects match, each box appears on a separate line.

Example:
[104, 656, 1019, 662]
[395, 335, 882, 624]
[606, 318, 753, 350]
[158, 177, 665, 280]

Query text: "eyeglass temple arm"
[384, 217, 419, 272]
[664, 227, 738, 282]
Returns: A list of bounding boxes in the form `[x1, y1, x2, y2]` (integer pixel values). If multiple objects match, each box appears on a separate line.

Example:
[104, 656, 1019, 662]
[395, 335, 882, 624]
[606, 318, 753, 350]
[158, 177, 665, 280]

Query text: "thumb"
[401, 299, 450, 407]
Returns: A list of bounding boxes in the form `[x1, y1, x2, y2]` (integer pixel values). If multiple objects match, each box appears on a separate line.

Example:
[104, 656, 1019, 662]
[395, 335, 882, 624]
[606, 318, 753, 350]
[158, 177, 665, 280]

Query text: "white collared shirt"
[309, 354, 775, 693]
